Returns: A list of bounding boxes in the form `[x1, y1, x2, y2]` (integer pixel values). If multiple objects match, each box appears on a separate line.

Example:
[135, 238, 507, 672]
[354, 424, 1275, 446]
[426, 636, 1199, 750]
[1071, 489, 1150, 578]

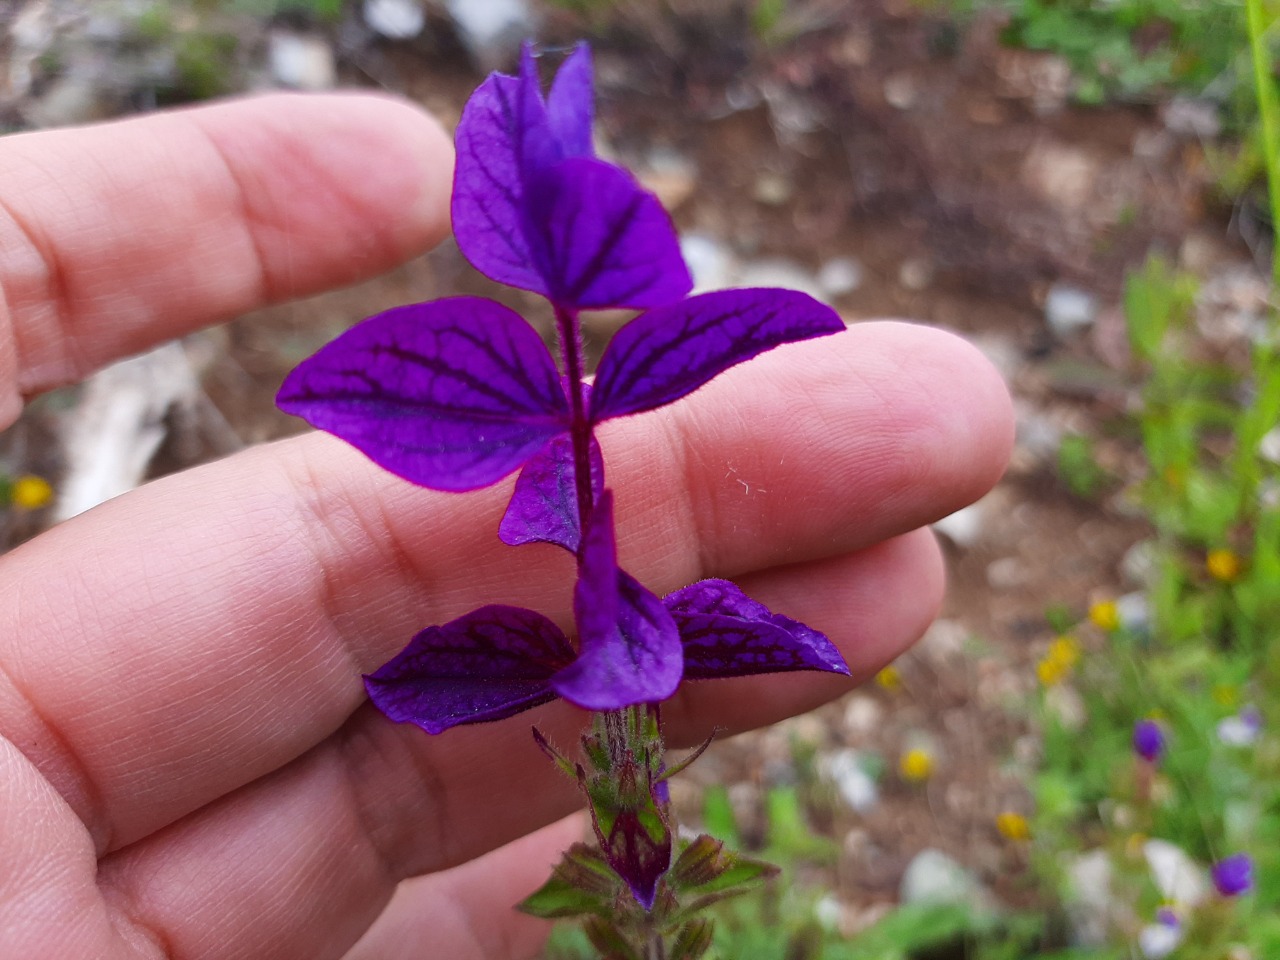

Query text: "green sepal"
[669, 834, 778, 895]
[532, 727, 579, 780]
[665, 834, 779, 922]
[583, 916, 644, 960]
[669, 918, 715, 960]
[517, 845, 621, 919]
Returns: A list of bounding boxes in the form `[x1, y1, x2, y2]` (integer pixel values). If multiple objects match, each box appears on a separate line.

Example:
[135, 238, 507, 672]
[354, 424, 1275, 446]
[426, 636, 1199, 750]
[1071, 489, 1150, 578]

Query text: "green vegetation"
[954, 0, 1248, 106]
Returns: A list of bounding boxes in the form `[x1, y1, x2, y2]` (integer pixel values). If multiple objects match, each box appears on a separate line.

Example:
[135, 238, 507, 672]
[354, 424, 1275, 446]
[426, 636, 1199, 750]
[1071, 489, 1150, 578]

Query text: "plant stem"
[1247, 0, 1280, 285]
[645, 920, 667, 960]
[553, 303, 597, 538]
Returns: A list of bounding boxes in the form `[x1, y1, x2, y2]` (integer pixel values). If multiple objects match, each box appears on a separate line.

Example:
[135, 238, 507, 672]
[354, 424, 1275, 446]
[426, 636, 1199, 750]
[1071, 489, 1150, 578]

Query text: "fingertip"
[853, 321, 1015, 522]
[196, 92, 455, 296]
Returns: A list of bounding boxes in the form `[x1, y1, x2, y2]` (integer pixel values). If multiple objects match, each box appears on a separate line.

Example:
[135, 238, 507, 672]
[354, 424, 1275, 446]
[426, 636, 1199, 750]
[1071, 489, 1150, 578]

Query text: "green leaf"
[517, 845, 620, 919]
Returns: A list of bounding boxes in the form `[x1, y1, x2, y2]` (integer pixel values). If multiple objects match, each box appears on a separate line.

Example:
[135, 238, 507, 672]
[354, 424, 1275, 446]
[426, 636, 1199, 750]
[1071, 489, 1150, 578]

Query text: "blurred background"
[1, 1, 1277, 957]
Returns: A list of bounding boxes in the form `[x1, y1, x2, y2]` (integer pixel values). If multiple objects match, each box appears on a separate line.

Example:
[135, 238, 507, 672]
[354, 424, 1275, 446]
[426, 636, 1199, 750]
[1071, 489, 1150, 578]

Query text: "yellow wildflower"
[1036, 656, 1069, 687]
[1088, 600, 1120, 632]
[1212, 684, 1240, 708]
[1206, 548, 1242, 582]
[899, 748, 934, 782]
[10, 474, 53, 510]
[875, 665, 902, 692]
[996, 812, 1030, 841]
[1047, 635, 1081, 669]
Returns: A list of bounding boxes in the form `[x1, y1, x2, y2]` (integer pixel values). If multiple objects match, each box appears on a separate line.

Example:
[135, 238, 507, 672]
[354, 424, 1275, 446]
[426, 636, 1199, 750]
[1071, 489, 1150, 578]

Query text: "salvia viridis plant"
[277, 42, 851, 958]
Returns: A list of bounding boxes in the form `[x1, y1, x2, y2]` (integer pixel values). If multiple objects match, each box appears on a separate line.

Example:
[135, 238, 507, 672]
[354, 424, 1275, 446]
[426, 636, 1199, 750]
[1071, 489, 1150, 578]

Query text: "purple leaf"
[664, 579, 850, 680]
[521, 157, 692, 310]
[451, 71, 549, 293]
[499, 433, 605, 551]
[277, 297, 569, 491]
[546, 43, 594, 158]
[451, 44, 596, 294]
[552, 491, 684, 709]
[365, 605, 575, 734]
[590, 288, 845, 422]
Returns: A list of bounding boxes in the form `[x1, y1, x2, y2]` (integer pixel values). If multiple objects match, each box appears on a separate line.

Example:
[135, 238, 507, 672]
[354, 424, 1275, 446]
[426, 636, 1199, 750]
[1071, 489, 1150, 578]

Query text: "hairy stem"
[553, 303, 596, 533]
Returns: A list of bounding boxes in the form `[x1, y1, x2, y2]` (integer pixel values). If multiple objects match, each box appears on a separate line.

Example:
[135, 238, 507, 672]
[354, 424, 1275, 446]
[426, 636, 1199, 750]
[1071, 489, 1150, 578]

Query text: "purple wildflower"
[1211, 853, 1254, 897]
[1133, 719, 1165, 763]
[278, 42, 849, 728]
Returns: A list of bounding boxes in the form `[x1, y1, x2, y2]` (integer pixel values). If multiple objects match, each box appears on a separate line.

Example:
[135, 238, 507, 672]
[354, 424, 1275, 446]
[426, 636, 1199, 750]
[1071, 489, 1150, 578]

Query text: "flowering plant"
[279, 42, 849, 956]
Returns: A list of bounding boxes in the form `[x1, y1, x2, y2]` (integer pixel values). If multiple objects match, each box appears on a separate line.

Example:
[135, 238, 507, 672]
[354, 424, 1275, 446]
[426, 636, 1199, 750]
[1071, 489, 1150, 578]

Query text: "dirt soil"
[0, 0, 1260, 938]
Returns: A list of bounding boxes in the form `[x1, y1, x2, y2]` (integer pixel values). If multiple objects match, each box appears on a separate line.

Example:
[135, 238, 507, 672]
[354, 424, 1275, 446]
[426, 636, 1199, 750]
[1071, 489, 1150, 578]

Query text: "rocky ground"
[1, 0, 1271, 942]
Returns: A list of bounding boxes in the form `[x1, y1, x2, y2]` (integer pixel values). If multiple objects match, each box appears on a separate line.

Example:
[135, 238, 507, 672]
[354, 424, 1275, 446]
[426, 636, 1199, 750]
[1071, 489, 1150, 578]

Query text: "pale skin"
[0, 93, 1014, 960]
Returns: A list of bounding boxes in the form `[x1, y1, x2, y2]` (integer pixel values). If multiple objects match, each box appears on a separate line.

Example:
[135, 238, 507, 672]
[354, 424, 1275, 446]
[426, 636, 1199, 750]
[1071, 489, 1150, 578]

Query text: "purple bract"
[278, 41, 849, 726]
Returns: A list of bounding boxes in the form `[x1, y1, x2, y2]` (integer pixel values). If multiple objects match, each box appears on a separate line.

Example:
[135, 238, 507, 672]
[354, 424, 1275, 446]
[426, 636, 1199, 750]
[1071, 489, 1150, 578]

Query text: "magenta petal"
[590, 288, 845, 422]
[277, 297, 569, 492]
[664, 579, 850, 679]
[365, 605, 575, 734]
[499, 433, 604, 551]
[521, 157, 693, 310]
[552, 492, 684, 708]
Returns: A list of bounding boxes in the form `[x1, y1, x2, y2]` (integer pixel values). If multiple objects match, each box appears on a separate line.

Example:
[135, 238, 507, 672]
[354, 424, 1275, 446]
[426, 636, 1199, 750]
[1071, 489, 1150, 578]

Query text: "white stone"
[1143, 839, 1209, 909]
[680, 233, 737, 294]
[883, 73, 918, 110]
[986, 556, 1027, 591]
[1014, 402, 1064, 463]
[1161, 97, 1221, 139]
[933, 502, 984, 548]
[841, 695, 883, 737]
[752, 172, 793, 206]
[364, 0, 426, 38]
[898, 257, 932, 291]
[54, 344, 204, 522]
[444, 0, 534, 71]
[823, 749, 879, 814]
[900, 849, 996, 916]
[269, 31, 336, 90]
[1121, 539, 1160, 588]
[1065, 850, 1114, 946]
[1045, 283, 1099, 337]
[817, 257, 863, 298]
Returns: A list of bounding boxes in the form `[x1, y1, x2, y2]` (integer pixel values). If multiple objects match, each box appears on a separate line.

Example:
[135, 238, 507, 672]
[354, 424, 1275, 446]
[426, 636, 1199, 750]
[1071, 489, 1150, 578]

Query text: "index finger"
[0, 92, 453, 427]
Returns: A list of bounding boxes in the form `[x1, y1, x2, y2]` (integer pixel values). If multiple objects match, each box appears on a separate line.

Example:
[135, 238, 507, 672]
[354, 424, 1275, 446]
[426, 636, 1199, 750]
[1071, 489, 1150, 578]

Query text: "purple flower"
[1211, 853, 1254, 897]
[279, 43, 849, 728]
[1133, 719, 1165, 763]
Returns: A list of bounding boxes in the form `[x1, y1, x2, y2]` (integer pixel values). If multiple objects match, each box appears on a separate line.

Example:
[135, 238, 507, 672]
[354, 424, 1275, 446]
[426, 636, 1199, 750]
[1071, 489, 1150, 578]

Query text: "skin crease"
[0, 94, 1013, 960]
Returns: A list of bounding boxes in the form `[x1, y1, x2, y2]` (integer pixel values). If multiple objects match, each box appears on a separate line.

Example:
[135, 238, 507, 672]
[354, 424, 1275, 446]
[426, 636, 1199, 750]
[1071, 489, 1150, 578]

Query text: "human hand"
[0, 93, 1012, 959]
